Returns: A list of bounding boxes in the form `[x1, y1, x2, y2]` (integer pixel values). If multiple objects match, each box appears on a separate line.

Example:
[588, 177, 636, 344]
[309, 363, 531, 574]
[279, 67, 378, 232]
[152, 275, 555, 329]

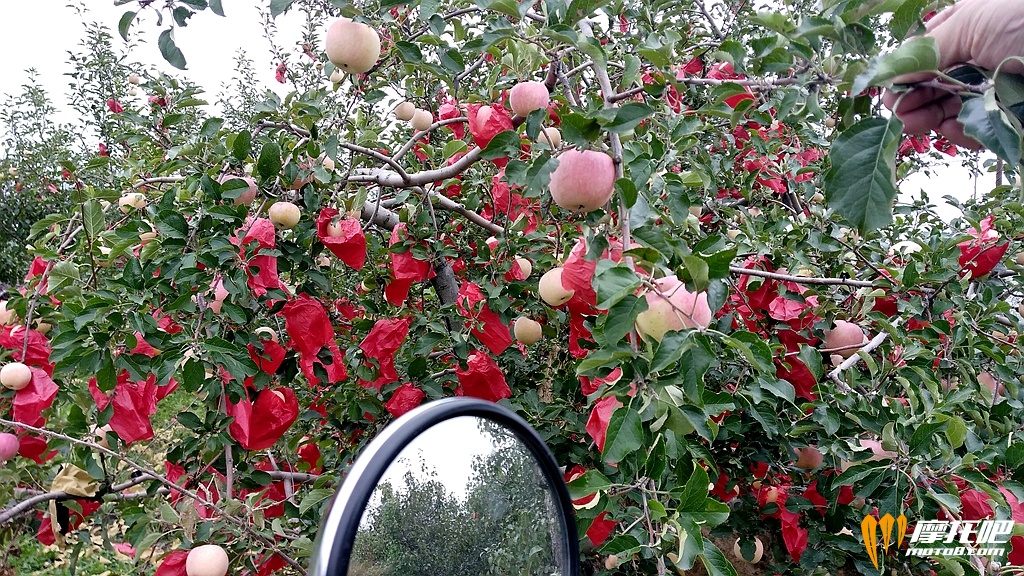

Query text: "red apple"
[509, 81, 550, 117]
[514, 257, 533, 278]
[635, 275, 712, 341]
[793, 445, 823, 470]
[0, 433, 19, 461]
[549, 150, 615, 212]
[325, 18, 381, 74]
[823, 320, 868, 358]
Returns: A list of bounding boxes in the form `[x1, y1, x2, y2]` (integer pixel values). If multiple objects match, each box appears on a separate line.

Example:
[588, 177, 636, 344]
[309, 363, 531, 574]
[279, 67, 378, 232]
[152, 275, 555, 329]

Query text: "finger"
[938, 117, 984, 150]
[896, 93, 962, 134]
[882, 86, 945, 114]
[928, 11, 972, 72]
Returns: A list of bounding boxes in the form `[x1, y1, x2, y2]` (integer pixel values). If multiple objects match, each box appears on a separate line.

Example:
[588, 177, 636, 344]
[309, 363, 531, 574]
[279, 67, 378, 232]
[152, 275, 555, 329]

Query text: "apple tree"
[2, 0, 1024, 575]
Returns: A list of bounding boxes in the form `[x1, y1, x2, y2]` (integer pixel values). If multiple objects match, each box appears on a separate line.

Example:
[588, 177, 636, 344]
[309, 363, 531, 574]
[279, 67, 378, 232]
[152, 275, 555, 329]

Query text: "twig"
[729, 266, 877, 287]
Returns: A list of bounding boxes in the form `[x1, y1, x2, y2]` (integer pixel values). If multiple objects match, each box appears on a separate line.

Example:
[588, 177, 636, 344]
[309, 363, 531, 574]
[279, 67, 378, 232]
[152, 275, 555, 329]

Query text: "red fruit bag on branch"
[585, 395, 622, 453]
[155, 550, 190, 576]
[281, 294, 347, 385]
[958, 215, 1008, 278]
[316, 207, 366, 270]
[386, 223, 433, 305]
[358, 317, 411, 391]
[231, 217, 281, 297]
[13, 367, 58, 427]
[456, 282, 513, 355]
[466, 103, 513, 150]
[227, 387, 299, 451]
[0, 325, 53, 373]
[455, 350, 511, 402]
[385, 382, 426, 417]
[89, 372, 170, 444]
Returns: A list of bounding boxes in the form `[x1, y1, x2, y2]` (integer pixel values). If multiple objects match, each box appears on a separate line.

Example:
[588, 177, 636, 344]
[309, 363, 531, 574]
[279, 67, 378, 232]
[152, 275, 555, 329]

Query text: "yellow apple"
[268, 202, 301, 230]
[538, 268, 574, 306]
[513, 317, 543, 345]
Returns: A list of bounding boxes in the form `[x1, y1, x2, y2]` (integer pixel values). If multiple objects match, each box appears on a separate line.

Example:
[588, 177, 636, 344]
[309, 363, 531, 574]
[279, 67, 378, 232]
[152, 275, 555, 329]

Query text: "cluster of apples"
[392, 101, 435, 132]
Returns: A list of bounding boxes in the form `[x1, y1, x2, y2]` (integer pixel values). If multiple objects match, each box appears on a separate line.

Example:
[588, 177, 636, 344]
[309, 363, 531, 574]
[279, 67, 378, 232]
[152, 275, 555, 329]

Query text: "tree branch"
[729, 266, 878, 287]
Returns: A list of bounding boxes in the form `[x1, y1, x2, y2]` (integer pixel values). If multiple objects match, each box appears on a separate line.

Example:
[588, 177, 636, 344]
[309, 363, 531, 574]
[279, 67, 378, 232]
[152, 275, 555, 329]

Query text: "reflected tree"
[350, 421, 562, 576]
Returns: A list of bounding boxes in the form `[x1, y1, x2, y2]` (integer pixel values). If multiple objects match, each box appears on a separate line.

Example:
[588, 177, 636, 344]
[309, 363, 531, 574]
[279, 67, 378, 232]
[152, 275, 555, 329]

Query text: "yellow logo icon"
[861, 513, 907, 569]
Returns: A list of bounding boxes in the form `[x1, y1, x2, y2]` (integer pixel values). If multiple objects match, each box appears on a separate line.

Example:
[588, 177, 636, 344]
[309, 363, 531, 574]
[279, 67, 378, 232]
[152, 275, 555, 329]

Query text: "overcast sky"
[0, 1, 993, 221]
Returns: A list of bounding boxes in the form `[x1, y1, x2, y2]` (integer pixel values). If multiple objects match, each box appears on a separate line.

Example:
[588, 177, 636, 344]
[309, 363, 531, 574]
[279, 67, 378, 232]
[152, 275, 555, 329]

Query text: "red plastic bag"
[359, 318, 411, 391]
[232, 217, 281, 296]
[456, 282, 512, 355]
[281, 295, 347, 386]
[316, 208, 366, 270]
[13, 367, 58, 427]
[227, 387, 299, 451]
[455, 351, 510, 402]
[585, 396, 621, 453]
[155, 550, 190, 576]
[385, 383, 426, 417]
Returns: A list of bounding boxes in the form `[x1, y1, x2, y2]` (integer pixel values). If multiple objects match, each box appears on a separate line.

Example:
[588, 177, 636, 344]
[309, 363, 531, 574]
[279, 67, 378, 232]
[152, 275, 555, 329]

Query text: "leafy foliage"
[1, 1, 1024, 576]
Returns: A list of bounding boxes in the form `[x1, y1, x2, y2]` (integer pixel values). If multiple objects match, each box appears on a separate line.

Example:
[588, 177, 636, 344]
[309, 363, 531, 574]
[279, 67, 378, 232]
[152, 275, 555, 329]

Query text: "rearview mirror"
[309, 397, 580, 576]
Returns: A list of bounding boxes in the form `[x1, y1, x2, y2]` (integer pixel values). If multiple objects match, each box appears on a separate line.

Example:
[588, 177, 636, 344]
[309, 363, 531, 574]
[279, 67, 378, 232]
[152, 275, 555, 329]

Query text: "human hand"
[881, 0, 1024, 149]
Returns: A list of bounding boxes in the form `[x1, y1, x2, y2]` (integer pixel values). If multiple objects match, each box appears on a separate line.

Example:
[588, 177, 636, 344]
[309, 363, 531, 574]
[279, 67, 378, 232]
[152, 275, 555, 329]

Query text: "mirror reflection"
[348, 416, 566, 576]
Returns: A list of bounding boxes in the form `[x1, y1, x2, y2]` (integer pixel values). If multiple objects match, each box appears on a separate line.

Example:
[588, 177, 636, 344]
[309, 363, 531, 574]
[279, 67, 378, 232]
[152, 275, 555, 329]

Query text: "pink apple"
[218, 175, 258, 206]
[635, 276, 712, 341]
[325, 18, 381, 74]
[823, 320, 868, 358]
[186, 544, 229, 576]
[509, 81, 550, 117]
[538, 267, 574, 306]
[549, 150, 615, 212]
[0, 433, 19, 461]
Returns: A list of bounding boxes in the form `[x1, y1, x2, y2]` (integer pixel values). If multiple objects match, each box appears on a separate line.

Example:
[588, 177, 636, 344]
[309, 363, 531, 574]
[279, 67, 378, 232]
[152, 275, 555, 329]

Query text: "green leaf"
[269, 0, 296, 17]
[890, 0, 927, 40]
[600, 534, 642, 556]
[944, 416, 967, 450]
[603, 103, 654, 133]
[395, 41, 423, 63]
[156, 211, 189, 239]
[852, 35, 938, 93]
[723, 332, 774, 373]
[209, 0, 225, 16]
[158, 28, 187, 70]
[566, 470, 613, 500]
[651, 331, 693, 374]
[700, 539, 739, 576]
[299, 488, 335, 515]
[680, 255, 710, 293]
[82, 200, 104, 239]
[598, 296, 647, 346]
[603, 408, 642, 463]
[823, 116, 902, 233]
[177, 411, 204, 431]
[480, 130, 521, 160]
[678, 465, 710, 512]
[257, 142, 283, 180]
[616, 178, 638, 208]
[959, 91, 1022, 165]
[798, 344, 823, 381]
[593, 261, 641, 310]
[118, 11, 136, 41]
[49, 261, 81, 294]
[232, 130, 252, 161]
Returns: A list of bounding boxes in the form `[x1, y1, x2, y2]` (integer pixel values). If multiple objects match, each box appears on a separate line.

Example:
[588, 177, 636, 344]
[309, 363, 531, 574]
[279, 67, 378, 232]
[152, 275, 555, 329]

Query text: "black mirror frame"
[309, 397, 581, 576]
